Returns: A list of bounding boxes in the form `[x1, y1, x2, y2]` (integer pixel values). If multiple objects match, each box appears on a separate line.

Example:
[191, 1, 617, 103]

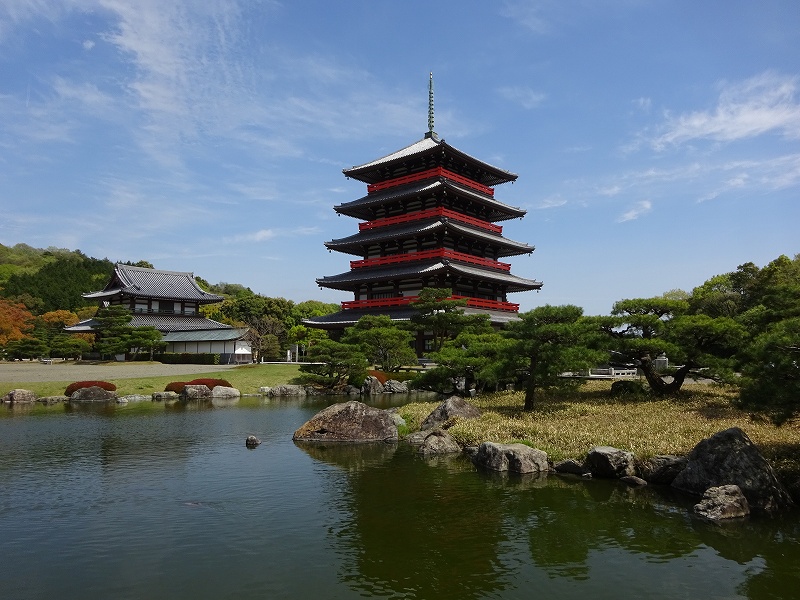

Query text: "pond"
[1, 396, 799, 599]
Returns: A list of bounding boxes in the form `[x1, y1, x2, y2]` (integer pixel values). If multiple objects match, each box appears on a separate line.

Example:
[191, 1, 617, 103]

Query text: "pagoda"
[306, 75, 541, 351]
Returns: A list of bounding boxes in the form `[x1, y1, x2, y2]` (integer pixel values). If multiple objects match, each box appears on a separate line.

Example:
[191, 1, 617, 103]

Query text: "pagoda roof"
[343, 133, 518, 187]
[83, 264, 224, 304]
[65, 314, 233, 334]
[325, 218, 534, 257]
[316, 260, 542, 293]
[302, 305, 521, 329]
[334, 178, 525, 222]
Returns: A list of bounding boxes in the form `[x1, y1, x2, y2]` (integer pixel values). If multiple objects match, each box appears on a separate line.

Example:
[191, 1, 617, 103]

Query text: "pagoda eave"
[343, 136, 518, 187]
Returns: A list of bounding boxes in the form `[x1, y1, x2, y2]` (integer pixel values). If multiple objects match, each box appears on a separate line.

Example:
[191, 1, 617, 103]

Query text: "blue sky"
[1, 1, 798, 316]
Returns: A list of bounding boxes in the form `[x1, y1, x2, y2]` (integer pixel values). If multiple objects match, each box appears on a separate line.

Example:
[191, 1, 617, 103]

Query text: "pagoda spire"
[427, 72, 435, 137]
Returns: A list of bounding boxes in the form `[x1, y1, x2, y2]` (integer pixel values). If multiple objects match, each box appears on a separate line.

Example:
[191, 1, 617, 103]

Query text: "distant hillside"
[0, 244, 116, 314]
[0, 244, 79, 286]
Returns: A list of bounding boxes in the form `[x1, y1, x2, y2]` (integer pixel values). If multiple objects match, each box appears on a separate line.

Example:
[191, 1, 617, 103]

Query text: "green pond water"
[1, 396, 799, 599]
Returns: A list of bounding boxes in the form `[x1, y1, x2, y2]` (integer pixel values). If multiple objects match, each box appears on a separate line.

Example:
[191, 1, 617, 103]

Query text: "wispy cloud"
[536, 195, 567, 209]
[652, 71, 800, 150]
[227, 229, 277, 243]
[500, 0, 552, 34]
[617, 200, 652, 222]
[633, 97, 651, 112]
[497, 86, 546, 109]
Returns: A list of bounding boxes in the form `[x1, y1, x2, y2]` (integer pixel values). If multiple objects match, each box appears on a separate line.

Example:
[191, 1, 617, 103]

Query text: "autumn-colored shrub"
[186, 378, 232, 390]
[367, 370, 388, 385]
[164, 381, 187, 394]
[64, 381, 117, 396]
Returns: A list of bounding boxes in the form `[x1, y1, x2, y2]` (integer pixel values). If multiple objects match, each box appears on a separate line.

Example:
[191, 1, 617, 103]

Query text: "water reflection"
[297, 437, 800, 600]
[2, 398, 799, 599]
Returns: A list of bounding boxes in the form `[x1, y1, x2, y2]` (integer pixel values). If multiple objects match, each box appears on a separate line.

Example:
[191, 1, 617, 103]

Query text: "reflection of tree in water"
[297, 441, 800, 598]
[691, 514, 800, 600]
[510, 476, 704, 580]
[296, 442, 509, 600]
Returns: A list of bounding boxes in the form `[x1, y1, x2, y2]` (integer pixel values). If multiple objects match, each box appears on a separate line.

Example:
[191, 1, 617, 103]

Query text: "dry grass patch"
[400, 381, 800, 470]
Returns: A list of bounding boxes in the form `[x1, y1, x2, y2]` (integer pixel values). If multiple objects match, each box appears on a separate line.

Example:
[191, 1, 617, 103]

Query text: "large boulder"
[473, 442, 549, 474]
[267, 385, 307, 397]
[671, 427, 793, 514]
[361, 376, 384, 395]
[553, 459, 588, 476]
[693, 485, 750, 520]
[383, 379, 409, 393]
[639, 455, 688, 485]
[70, 386, 117, 403]
[211, 386, 241, 398]
[585, 446, 636, 478]
[181, 385, 212, 400]
[293, 401, 398, 443]
[2, 389, 37, 404]
[417, 429, 462, 455]
[152, 391, 179, 401]
[420, 395, 482, 431]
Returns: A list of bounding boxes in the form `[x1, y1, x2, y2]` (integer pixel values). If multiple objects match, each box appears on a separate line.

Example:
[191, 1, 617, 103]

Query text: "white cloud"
[500, 0, 552, 34]
[633, 97, 651, 112]
[82, 39, 95, 50]
[226, 229, 276, 243]
[497, 86, 546, 109]
[617, 200, 652, 222]
[598, 185, 621, 196]
[652, 71, 800, 150]
[536, 195, 567, 209]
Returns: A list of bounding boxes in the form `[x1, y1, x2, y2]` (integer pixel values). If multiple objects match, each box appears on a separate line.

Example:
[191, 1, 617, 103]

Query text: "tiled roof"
[65, 314, 234, 334]
[334, 179, 525, 221]
[162, 328, 248, 342]
[343, 134, 518, 186]
[317, 260, 542, 292]
[325, 218, 534, 257]
[83, 264, 224, 303]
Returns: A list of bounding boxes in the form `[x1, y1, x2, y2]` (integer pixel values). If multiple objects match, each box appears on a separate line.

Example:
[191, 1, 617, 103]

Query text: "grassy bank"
[3, 363, 302, 397]
[400, 380, 800, 481]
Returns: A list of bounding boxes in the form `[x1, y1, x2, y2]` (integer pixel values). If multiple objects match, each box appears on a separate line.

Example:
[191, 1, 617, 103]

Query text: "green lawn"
[3, 363, 302, 397]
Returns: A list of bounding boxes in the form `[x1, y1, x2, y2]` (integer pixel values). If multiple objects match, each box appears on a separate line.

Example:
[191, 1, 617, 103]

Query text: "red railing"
[351, 248, 511, 271]
[367, 166, 495, 196]
[340, 295, 519, 313]
[358, 206, 502, 234]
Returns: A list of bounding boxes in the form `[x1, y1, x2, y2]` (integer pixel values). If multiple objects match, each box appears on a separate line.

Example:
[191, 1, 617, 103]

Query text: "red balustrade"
[366, 166, 495, 196]
[358, 207, 502, 234]
[350, 248, 511, 271]
[340, 295, 519, 313]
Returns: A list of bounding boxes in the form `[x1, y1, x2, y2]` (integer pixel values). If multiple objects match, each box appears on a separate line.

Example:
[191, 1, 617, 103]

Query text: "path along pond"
[2, 395, 799, 600]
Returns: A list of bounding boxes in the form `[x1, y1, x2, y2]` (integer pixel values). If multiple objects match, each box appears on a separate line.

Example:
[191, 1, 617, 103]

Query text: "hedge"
[65, 381, 117, 396]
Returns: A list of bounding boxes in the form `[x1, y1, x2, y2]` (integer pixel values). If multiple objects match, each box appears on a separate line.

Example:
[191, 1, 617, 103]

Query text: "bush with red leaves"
[164, 382, 187, 394]
[367, 370, 388, 384]
[64, 381, 117, 396]
[185, 378, 232, 390]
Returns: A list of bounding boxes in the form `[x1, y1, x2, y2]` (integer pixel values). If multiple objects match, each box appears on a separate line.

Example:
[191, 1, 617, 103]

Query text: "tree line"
[1, 244, 797, 422]
[300, 254, 800, 424]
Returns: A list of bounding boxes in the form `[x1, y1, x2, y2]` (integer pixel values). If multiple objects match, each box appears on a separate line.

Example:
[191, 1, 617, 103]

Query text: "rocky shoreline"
[292, 395, 796, 522]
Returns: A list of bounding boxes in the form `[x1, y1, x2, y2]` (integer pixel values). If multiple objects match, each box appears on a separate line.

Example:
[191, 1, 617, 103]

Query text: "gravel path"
[0, 361, 241, 384]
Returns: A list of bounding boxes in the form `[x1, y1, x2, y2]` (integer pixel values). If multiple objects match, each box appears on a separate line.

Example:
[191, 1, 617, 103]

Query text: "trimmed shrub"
[164, 381, 187, 394]
[65, 381, 117, 396]
[367, 370, 388, 385]
[186, 378, 232, 390]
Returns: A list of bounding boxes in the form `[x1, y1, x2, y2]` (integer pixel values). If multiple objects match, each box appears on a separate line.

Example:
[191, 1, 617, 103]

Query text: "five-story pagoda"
[306, 75, 541, 350]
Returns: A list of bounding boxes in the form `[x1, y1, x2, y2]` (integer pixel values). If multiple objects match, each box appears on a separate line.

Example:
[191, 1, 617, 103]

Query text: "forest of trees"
[1, 243, 798, 422]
